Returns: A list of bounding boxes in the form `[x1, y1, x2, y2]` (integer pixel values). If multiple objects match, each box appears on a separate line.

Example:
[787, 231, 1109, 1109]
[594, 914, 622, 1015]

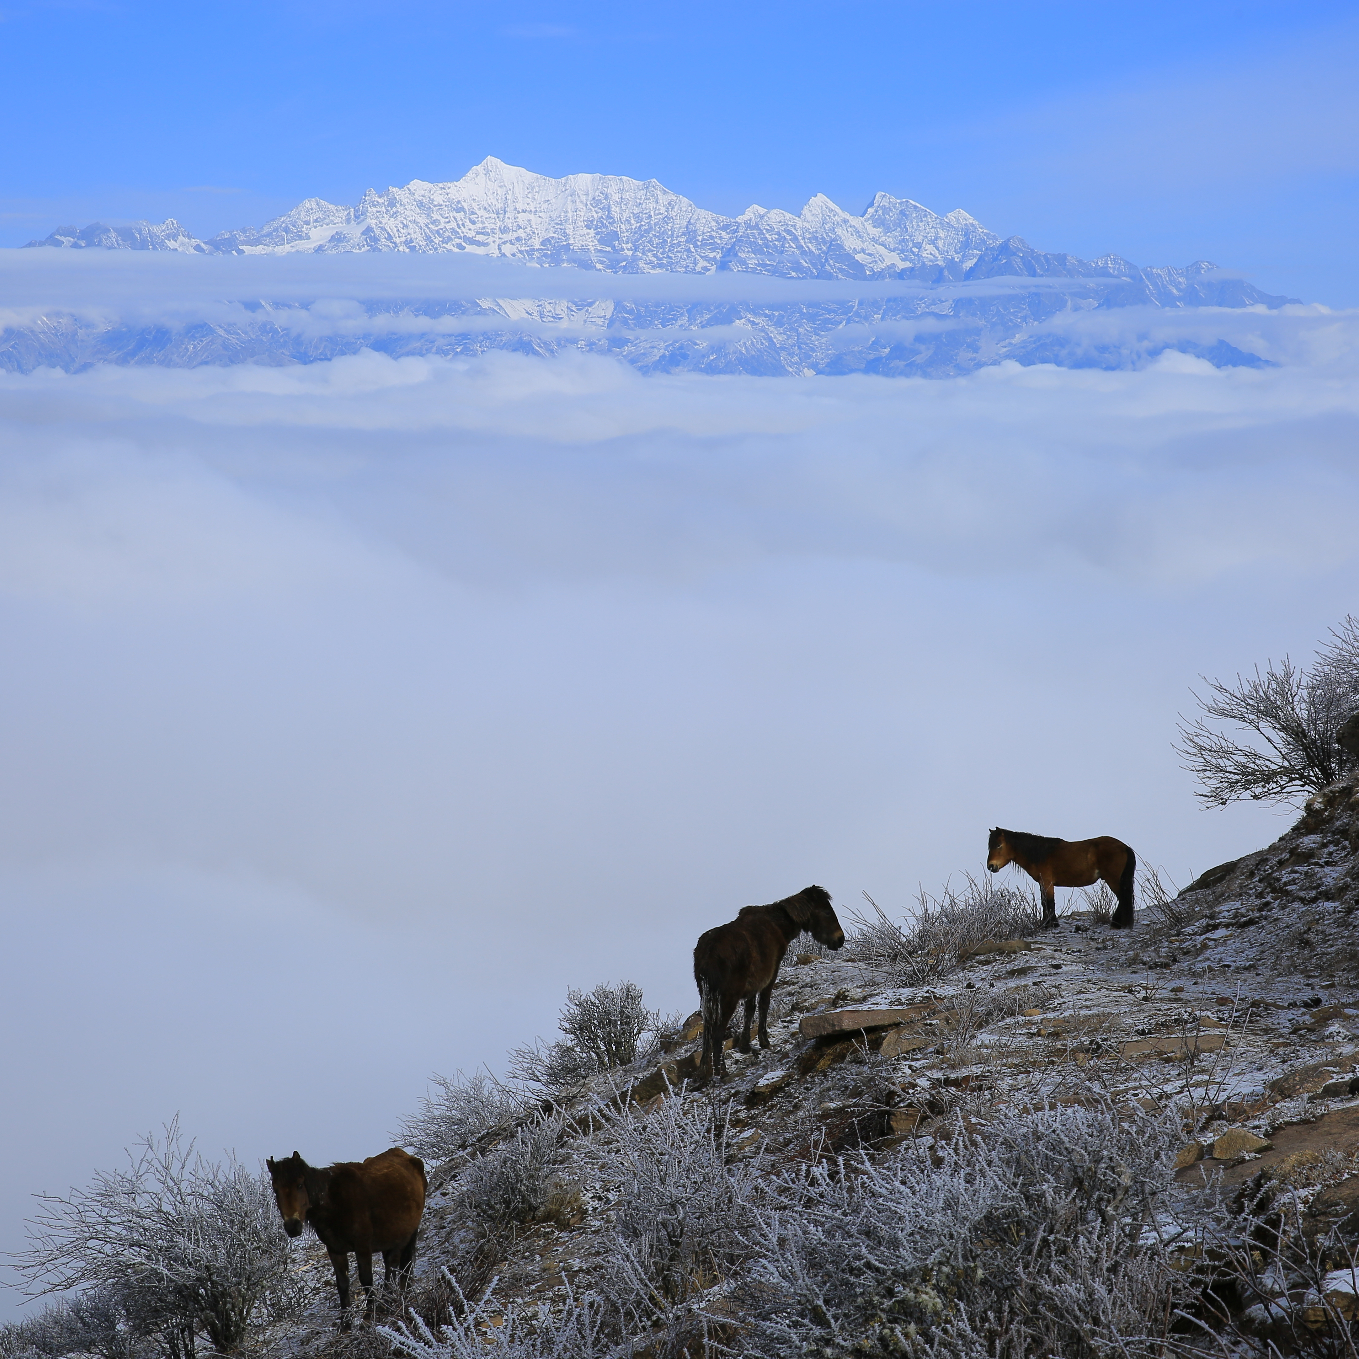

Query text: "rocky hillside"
[269, 768, 1359, 1357]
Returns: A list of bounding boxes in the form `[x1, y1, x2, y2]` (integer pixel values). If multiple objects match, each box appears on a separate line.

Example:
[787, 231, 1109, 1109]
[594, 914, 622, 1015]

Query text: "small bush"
[385, 1274, 610, 1359]
[587, 1094, 765, 1327]
[398, 1070, 532, 1171]
[454, 1114, 580, 1242]
[739, 1101, 1199, 1359]
[559, 982, 659, 1071]
[510, 983, 660, 1096]
[507, 1038, 600, 1097]
[850, 877, 1042, 985]
[0, 1290, 137, 1359]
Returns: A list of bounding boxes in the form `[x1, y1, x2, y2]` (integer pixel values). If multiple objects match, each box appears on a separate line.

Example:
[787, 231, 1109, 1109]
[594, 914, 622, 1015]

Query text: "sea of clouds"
[3, 254, 1358, 1314]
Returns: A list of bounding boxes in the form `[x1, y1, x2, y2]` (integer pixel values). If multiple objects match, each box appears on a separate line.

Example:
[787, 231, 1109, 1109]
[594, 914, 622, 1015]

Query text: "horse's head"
[788, 885, 845, 951]
[986, 827, 1012, 874]
[266, 1152, 322, 1237]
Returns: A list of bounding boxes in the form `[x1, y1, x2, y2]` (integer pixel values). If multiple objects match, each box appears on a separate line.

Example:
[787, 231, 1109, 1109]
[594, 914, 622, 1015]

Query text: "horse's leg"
[1110, 846, 1136, 929]
[738, 996, 756, 1053]
[355, 1252, 375, 1324]
[757, 985, 773, 1049]
[381, 1249, 400, 1308]
[714, 996, 738, 1079]
[398, 1231, 418, 1291]
[328, 1251, 352, 1331]
[1041, 874, 1058, 929]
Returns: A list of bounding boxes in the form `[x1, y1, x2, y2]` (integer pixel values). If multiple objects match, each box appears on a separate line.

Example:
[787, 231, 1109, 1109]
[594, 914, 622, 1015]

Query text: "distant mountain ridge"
[11, 158, 1295, 378]
[29, 157, 1002, 278]
[24, 157, 1263, 301]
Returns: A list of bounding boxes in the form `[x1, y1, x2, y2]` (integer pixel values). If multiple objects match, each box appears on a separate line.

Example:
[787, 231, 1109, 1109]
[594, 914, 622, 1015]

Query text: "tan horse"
[266, 1147, 425, 1330]
[987, 827, 1136, 929]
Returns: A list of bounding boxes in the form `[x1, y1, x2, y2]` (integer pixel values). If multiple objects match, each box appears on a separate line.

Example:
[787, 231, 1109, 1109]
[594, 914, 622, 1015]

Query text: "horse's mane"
[740, 885, 831, 917]
[998, 829, 1065, 864]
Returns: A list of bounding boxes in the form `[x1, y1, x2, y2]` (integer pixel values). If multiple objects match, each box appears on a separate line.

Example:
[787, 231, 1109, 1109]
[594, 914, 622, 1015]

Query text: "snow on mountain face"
[11, 158, 1297, 379]
[34, 218, 211, 254]
[28, 157, 1000, 278]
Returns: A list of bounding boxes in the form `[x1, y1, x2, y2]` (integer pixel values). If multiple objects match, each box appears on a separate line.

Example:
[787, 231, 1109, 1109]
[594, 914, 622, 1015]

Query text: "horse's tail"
[1116, 842, 1137, 927]
[698, 975, 723, 1074]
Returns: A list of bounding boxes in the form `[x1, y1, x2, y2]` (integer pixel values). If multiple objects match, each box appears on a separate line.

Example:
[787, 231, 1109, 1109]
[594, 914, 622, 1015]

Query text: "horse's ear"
[785, 893, 814, 928]
[266, 1157, 275, 1171]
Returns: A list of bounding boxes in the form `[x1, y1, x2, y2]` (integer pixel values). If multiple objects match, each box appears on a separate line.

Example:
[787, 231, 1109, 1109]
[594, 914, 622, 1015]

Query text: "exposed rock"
[1213, 1128, 1273, 1160]
[745, 1068, 795, 1107]
[1267, 1059, 1359, 1101]
[1175, 1141, 1207, 1169]
[880, 1030, 934, 1059]
[799, 1004, 935, 1039]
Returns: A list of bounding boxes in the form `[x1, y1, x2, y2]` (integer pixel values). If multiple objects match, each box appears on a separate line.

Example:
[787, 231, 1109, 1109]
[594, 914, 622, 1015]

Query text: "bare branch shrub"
[1076, 880, 1115, 925]
[506, 1039, 599, 1098]
[384, 1272, 611, 1359]
[13, 1122, 294, 1359]
[586, 1094, 765, 1331]
[1176, 616, 1359, 806]
[738, 1102, 1201, 1359]
[398, 1070, 532, 1172]
[850, 877, 1042, 986]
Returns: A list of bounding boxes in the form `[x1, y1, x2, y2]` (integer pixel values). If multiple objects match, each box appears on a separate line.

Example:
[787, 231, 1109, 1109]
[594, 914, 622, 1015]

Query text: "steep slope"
[341, 769, 1359, 1356]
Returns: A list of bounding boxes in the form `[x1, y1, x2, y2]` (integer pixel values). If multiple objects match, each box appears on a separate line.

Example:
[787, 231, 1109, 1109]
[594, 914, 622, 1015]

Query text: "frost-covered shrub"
[399, 1070, 532, 1169]
[455, 1113, 579, 1240]
[510, 983, 661, 1096]
[851, 877, 1042, 985]
[1176, 614, 1359, 806]
[740, 1103, 1199, 1359]
[588, 1095, 765, 1325]
[0, 1290, 138, 1359]
[559, 982, 659, 1071]
[13, 1122, 294, 1359]
[788, 929, 838, 960]
[384, 1274, 611, 1359]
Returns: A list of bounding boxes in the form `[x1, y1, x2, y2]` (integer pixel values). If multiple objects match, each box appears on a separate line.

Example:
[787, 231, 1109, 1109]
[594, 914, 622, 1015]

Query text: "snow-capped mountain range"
[32, 156, 1004, 279]
[10, 158, 1294, 377]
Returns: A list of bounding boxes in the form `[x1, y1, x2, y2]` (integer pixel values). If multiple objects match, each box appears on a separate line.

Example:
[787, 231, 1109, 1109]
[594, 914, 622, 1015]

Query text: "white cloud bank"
[3, 338, 1358, 1314]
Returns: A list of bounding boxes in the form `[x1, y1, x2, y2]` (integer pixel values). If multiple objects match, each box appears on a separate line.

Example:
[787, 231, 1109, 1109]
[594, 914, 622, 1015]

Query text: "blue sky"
[2, 1, 1357, 301]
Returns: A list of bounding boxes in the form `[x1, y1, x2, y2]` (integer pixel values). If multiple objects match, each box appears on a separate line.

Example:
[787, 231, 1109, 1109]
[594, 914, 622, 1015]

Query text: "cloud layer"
[3, 338, 1359, 1315]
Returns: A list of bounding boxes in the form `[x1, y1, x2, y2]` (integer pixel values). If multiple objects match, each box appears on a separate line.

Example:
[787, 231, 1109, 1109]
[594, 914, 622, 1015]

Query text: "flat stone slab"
[799, 1004, 934, 1039]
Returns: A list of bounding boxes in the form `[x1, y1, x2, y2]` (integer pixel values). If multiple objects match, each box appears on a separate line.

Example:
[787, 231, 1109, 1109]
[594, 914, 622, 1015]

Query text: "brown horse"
[694, 885, 845, 1081]
[987, 827, 1136, 929]
[266, 1147, 426, 1330]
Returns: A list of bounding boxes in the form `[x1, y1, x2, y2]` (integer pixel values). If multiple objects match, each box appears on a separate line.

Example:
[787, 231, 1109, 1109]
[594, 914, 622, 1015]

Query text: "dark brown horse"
[694, 885, 845, 1081]
[266, 1147, 426, 1329]
[987, 827, 1136, 929]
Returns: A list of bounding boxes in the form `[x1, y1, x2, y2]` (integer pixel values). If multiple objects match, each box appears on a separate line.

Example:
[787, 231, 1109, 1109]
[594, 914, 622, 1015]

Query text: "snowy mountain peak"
[25, 159, 1006, 280]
